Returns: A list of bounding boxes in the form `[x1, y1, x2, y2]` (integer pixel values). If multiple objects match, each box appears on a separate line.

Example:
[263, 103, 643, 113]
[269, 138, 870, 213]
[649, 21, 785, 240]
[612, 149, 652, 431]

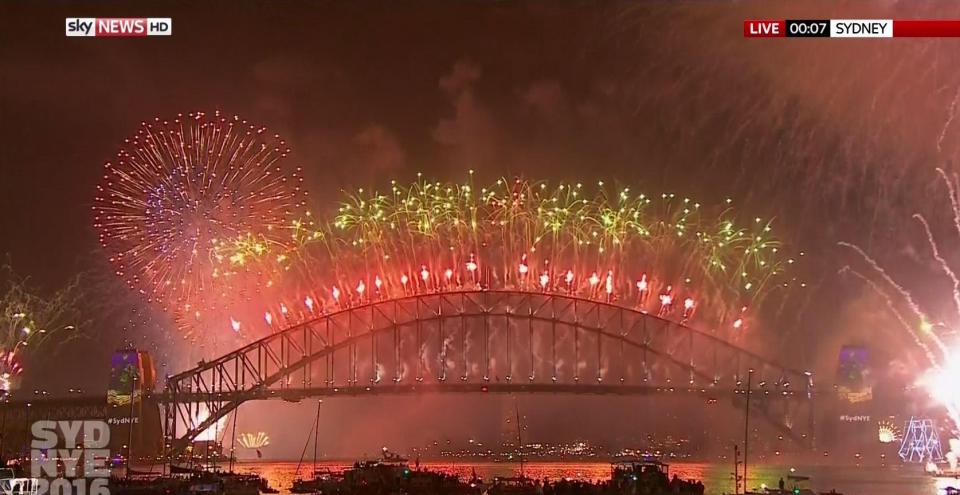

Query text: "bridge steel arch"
[161, 290, 814, 454]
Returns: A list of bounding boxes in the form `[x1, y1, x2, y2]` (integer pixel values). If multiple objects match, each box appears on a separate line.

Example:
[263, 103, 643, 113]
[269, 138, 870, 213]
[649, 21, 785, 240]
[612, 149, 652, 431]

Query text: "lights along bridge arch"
[161, 290, 814, 453]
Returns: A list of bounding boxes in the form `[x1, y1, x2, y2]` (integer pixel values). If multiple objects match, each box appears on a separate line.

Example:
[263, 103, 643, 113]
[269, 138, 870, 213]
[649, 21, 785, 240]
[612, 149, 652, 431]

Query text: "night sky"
[4, 0, 960, 456]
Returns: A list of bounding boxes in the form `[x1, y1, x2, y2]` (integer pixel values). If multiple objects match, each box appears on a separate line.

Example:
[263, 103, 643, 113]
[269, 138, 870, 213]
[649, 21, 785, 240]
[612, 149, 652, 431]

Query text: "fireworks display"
[93, 111, 307, 333]
[227, 174, 801, 340]
[237, 431, 271, 449]
[9, 2, 960, 474]
[0, 263, 84, 391]
[841, 168, 960, 436]
[91, 109, 803, 346]
[878, 420, 902, 444]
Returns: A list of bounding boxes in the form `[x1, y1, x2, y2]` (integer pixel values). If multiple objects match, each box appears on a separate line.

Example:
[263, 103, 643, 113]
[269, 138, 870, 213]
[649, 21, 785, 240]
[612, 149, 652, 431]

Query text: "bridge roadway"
[149, 382, 793, 402]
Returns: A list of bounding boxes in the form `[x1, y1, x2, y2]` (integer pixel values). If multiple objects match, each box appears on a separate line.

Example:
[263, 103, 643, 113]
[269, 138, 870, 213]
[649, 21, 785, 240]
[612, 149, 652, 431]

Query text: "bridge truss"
[161, 290, 814, 453]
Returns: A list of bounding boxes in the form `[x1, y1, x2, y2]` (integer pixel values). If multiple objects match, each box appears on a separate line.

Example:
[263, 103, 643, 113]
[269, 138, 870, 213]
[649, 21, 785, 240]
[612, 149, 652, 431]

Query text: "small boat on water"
[173, 465, 265, 495]
[290, 469, 341, 494]
[611, 457, 673, 480]
[294, 452, 469, 494]
[928, 465, 960, 478]
[111, 464, 271, 495]
[487, 476, 537, 495]
[741, 474, 842, 495]
[612, 457, 704, 495]
[257, 478, 279, 494]
[290, 400, 332, 494]
[487, 402, 539, 495]
[725, 389, 839, 495]
[110, 475, 182, 495]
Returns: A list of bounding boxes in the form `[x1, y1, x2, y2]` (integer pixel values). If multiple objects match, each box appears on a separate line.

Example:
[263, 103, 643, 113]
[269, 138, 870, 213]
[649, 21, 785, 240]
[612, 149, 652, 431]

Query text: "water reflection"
[224, 461, 943, 495]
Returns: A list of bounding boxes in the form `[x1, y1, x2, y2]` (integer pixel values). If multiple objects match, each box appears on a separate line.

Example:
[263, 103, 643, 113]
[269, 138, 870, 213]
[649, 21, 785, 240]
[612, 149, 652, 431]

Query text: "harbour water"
[190, 460, 952, 495]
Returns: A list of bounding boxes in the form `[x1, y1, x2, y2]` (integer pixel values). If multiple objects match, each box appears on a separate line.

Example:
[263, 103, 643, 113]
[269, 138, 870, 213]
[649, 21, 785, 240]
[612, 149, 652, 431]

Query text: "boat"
[258, 477, 280, 494]
[613, 457, 704, 495]
[380, 448, 408, 464]
[741, 474, 841, 495]
[109, 465, 189, 495]
[220, 472, 265, 495]
[928, 463, 960, 478]
[612, 456, 672, 479]
[167, 464, 265, 495]
[290, 400, 329, 494]
[487, 477, 535, 495]
[290, 469, 340, 494]
[727, 379, 837, 495]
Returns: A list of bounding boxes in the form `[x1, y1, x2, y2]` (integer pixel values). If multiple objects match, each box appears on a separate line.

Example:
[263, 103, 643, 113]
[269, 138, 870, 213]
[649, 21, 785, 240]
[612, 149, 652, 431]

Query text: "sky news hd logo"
[66, 18, 171, 37]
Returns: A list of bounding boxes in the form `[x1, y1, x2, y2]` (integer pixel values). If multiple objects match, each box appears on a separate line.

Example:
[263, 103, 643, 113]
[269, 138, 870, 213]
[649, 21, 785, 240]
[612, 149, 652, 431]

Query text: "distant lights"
[465, 254, 478, 273]
[658, 287, 673, 313]
[732, 306, 747, 329]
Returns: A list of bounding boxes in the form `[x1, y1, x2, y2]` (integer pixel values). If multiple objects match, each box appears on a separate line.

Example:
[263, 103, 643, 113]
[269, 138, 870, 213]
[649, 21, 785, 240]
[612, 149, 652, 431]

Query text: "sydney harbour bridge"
[0, 290, 815, 458]
[161, 290, 815, 453]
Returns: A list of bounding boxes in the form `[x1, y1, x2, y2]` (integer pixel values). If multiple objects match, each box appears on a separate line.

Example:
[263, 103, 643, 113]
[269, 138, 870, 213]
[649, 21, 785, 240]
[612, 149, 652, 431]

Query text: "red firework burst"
[93, 111, 306, 324]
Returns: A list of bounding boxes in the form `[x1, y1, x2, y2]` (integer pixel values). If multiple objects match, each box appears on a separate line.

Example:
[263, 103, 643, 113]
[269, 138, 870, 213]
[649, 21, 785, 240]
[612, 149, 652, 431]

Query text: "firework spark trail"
[935, 168, 960, 238]
[840, 169, 960, 434]
[374, 363, 385, 384]
[837, 241, 931, 325]
[442, 333, 457, 379]
[938, 87, 960, 153]
[914, 213, 960, 334]
[838, 266, 939, 366]
[418, 341, 430, 380]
